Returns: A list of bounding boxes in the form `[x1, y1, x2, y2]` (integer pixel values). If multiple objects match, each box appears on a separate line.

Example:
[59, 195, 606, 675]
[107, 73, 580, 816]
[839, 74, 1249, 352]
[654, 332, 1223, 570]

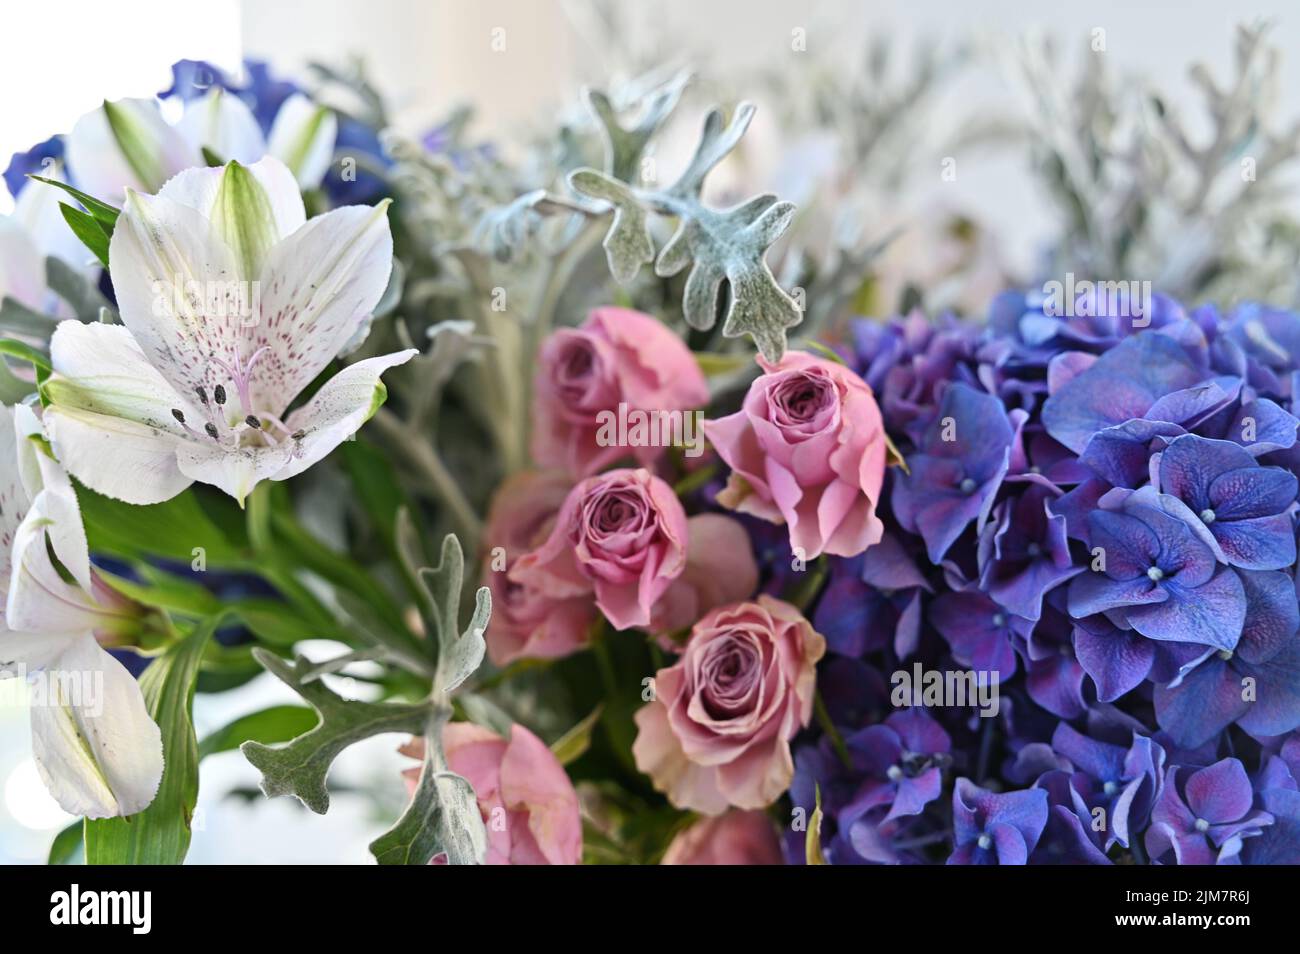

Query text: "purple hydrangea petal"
[886, 707, 952, 755]
[1236, 569, 1300, 664]
[1185, 759, 1255, 824]
[1208, 466, 1298, 521]
[1073, 617, 1156, 701]
[1158, 434, 1256, 509]
[1210, 514, 1298, 570]
[1042, 332, 1209, 454]
[1126, 566, 1245, 650]
[1235, 637, 1300, 738]
[1154, 656, 1249, 747]
[886, 767, 943, 823]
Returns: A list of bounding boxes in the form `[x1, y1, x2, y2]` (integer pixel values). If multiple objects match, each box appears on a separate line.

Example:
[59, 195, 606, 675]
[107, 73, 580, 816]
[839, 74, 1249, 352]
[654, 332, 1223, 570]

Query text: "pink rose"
[647, 513, 759, 636]
[632, 595, 826, 813]
[703, 352, 886, 559]
[481, 471, 597, 665]
[400, 722, 582, 865]
[533, 306, 709, 477]
[511, 468, 689, 630]
[661, 810, 784, 865]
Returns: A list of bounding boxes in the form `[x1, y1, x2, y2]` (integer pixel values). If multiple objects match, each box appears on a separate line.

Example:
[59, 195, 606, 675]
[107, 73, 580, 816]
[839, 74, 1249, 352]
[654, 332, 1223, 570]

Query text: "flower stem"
[370, 408, 483, 548]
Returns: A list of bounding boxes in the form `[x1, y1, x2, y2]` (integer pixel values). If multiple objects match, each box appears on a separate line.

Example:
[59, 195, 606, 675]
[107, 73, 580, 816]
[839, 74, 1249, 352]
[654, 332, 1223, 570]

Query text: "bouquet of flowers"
[3, 22, 1300, 866]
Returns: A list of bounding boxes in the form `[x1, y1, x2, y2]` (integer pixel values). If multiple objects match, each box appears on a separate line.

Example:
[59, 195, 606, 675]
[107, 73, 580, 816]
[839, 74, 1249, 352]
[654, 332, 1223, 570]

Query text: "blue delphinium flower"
[947, 778, 1048, 865]
[3, 134, 63, 199]
[1145, 758, 1273, 864]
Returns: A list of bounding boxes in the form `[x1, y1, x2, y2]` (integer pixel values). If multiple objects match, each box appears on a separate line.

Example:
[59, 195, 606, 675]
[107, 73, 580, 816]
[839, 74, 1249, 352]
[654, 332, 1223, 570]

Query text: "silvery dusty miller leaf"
[240, 648, 429, 814]
[418, 534, 492, 694]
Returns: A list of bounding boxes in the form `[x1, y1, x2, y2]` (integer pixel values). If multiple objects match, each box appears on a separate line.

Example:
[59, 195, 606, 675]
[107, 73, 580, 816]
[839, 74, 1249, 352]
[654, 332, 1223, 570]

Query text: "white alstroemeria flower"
[65, 98, 199, 203]
[43, 156, 416, 506]
[0, 403, 163, 819]
[178, 89, 338, 190]
[65, 91, 338, 203]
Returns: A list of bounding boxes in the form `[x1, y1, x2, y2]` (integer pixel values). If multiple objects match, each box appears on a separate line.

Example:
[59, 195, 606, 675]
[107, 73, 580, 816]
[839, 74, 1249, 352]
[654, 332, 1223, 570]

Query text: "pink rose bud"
[633, 595, 826, 813]
[647, 513, 759, 636]
[481, 471, 598, 665]
[533, 307, 709, 477]
[400, 722, 582, 865]
[662, 809, 784, 865]
[510, 468, 689, 630]
[703, 352, 887, 559]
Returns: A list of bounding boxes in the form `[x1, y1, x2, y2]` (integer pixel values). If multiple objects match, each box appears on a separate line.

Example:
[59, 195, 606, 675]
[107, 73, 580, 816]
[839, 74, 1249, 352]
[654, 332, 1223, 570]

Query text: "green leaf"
[656, 193, 800, 361]
[369, 723, 487, 866]
[97, 565, 223, 617]
[0, 337, 52, 375]
[0, 355, 37, 403]
[58, 204, 111, 269]
[48, 821, 84, 865]
[240, 648, 430, 813]
[198, 704, 319, 759]
[550, 704, 604, 766]
[45, 256, 113, 320]
[78, 484, 241, 564]
[28, 175, 120, 226]
[85, 615, 220, 864]
[0, 295, 57, 339]
[419, 534, 491, 694]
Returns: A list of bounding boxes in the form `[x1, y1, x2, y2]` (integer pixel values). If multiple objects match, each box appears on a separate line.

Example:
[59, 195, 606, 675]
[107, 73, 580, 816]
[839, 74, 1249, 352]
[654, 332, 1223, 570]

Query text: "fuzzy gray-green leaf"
[568, 169, 654, 283]
[240, 648, 429, 814]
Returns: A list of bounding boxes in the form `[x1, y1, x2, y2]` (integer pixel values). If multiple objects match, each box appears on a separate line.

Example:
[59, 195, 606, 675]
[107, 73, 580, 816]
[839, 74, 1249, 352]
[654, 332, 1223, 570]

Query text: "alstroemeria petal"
[108, 189, 246, 403]
[175, 88, 266, 166]
[44, 321, 194, 505]
[249, 201, 394, 414]
[6, 493, 102, 633]
[65, 98, 196, 201]
[44, 404, 190, 505]
[276, 349, 420, 481]
[175, 437, 294, 507]
[12, 405, 92, 594]
[159, 156, 306, 245]
[267, 94, 338, 189]
[29, 634, 163, 819]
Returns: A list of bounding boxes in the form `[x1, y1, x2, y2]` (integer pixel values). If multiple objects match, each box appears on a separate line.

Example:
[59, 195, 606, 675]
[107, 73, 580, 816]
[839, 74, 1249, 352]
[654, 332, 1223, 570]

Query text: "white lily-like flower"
[0, 402, 163, 819]
[65, 98, 199, 203]
[178, 89, 338, 190]
[42, 156, 416, 506]
[65, 90, 337, 202]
